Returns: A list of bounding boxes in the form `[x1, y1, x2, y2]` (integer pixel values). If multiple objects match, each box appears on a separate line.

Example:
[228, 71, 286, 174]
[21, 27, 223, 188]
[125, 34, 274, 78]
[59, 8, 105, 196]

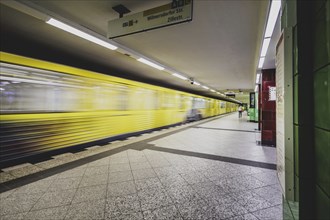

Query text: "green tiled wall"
[313, 1, 328, 71]
[316, 185, 330, 220]
[314, 65, 330, 130]
[286, 0, 330, 219]
[313, 1, 330, 219]
[315, 128, 330, 196]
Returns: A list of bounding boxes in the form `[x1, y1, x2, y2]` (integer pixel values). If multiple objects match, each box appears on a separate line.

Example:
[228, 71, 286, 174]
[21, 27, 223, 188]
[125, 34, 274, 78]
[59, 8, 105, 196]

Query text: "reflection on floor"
[0, 113, 282, 220]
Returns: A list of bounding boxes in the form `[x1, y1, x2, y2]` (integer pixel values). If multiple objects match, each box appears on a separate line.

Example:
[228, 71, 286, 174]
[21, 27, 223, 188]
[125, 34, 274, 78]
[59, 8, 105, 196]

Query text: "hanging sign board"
[108, 0, 193, 39]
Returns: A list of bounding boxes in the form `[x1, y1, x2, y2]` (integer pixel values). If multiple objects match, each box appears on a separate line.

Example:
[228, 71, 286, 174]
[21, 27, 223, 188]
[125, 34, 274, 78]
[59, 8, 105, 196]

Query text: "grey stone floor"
[0, 113, 283, 220]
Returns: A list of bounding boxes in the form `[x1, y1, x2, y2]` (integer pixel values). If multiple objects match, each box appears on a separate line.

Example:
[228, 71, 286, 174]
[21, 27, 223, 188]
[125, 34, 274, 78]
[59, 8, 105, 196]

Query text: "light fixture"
[264, 0, 281, 38]
[193, 81, 201, 86]
[210, 89, 216, 92]
[260, 38, 271, 57]
[172, 73, 187, 80]
[137, 58, 165, 70]
[46, 18, 118, 50]
[202, 86, 209, 90]
[258, 57, 265, 69]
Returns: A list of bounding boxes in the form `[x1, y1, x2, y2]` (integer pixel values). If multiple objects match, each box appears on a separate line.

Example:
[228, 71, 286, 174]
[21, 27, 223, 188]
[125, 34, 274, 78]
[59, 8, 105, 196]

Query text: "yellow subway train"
[0, 52, 238, 164]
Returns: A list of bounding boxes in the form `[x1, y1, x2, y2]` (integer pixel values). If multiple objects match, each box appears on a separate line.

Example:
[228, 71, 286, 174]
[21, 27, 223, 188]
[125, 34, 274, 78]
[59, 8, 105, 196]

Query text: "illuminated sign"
[108, 0, 193, 39]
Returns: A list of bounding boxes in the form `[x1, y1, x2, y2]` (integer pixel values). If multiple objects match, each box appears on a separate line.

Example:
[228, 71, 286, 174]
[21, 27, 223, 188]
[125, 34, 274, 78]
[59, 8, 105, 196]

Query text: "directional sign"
[108, 0, 193, 39]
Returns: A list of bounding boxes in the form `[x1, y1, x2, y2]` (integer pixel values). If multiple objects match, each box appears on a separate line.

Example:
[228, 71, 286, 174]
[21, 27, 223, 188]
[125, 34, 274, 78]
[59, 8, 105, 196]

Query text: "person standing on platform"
[238, 105, 243, 118]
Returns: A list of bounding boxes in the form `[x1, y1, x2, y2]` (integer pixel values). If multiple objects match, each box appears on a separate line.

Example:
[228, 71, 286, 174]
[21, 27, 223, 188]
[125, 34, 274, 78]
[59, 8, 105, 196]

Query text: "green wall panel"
[313, 3, 329, 71]
[315, 128, 330, 196]
[327, 0, 330, 64]
[314, 65, 330, 130]
[315, 185, 330, 220]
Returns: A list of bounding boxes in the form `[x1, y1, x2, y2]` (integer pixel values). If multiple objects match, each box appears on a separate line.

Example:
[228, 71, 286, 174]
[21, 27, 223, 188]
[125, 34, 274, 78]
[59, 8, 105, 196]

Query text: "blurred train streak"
[0, 52, 237, 165]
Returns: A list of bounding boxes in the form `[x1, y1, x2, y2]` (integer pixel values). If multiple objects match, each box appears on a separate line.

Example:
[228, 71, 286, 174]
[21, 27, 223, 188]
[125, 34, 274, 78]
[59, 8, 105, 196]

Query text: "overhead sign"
[108, 0, 193, 39]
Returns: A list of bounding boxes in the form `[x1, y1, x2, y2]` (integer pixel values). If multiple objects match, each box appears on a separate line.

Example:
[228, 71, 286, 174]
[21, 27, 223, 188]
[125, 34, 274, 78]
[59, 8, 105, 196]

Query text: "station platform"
[0, 113, 282, 220]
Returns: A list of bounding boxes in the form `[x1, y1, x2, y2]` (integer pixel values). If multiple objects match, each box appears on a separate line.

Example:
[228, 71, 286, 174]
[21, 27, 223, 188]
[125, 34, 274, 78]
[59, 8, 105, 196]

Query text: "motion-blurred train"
[0, 52, 238, 165]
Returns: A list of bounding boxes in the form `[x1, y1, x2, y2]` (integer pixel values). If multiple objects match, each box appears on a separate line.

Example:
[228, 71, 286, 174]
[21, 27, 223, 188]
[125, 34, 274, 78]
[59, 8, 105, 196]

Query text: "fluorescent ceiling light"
[202, 86, 209, 90]
[172, 73, 187, 80]
[46, 18, 117, 50]
[264, 0, 281, 38]
[260, 38, 271, 57]
[137, 58, 165, 70]
[193, 81, 200, 86]
[258, 57, 265, 69]
[256, 74, 260, 84]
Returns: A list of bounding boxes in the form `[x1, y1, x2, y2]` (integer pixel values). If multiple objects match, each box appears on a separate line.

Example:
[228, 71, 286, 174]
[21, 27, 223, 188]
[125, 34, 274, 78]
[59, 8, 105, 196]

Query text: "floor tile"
[166, 184, 201, 204]
[227, 213, 259, 220]
[0, 188, 17, 200]
[130, 162, 152, 170]
[32, 189, 76, 210]
[159, 174, 188, 189]
[252, 171, 280, 186]
[0, 212, 27, 220]
[87, 158, 110, 167]
[12, 178, 53, 195]
[84, 165, 108, 176]
[134, 177, 163, 191]
[191, 181, 228, 201]
[48, 176, 82, 191]
[176, 198, 209, 220]
[252, 185, 283, 206]
[107, 181, 136, 197]
[138, 187, 173, 211]
[110, 157, 129, 165]
[57, 167, 86, 179]
[180, 171, 210, 184]
[109, 163, 131, 173]
[79, 173, 108, 187]
[25, 206, 68, 220]
[252, 205, 283, 220]
[0, 192, 42, 215]
[148, 159, 171, 168]
[153, 166, 178, 177]
[143, 205, 182, 220]
[106, 193, 141, 214]
[132, 168, 156, 180]
[72, 184, 107, 203]
[65, 199, 105, 220]
[108, 171, 133, 183]
[231, 191, 273, 212]
[211, 194, 249, 218]
[105, 211, 144, 220]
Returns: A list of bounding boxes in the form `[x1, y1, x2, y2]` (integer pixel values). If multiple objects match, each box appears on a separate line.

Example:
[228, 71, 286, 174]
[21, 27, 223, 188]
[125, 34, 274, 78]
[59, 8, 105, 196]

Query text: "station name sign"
[108, 0, 193, 39]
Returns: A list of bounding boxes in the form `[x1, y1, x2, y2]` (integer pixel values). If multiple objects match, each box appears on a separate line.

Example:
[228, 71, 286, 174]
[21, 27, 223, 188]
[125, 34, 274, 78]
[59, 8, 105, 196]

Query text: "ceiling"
[0, 0, 273, 103]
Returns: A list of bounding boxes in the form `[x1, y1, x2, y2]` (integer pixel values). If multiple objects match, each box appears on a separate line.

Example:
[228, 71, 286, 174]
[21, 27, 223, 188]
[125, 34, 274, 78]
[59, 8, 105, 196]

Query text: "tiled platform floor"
[0, 113, 282, 219]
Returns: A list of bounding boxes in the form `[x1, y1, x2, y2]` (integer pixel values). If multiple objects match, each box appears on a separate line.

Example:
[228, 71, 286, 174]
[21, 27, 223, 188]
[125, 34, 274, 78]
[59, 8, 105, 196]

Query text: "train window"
[161, 92, 175, 109]
[192, 97, 206, 109]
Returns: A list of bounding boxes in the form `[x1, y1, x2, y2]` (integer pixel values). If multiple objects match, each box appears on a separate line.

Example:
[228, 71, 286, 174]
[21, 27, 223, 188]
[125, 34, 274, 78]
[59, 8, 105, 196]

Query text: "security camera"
[190, 78, 194, 85]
